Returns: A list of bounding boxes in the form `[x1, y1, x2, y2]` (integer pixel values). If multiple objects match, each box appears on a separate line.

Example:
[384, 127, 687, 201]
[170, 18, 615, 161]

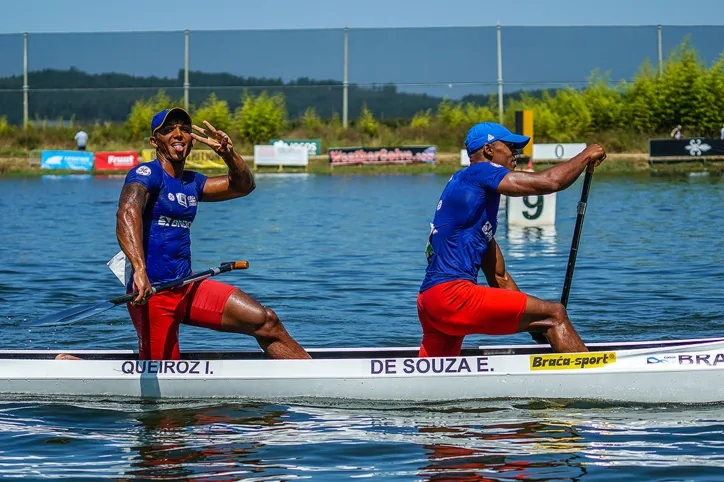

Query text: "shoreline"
[1, 153, 723, 178]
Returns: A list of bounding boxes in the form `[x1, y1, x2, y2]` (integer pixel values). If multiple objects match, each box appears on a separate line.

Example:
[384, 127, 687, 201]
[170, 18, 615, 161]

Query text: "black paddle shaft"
[108, 261, 249, 306]
[560, 163, 595, 307]
[30, 261, 249, 327]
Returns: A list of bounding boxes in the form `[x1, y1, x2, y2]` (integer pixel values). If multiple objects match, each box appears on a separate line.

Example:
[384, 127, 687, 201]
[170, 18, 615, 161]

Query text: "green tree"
[657, 39, 707, 134]
[193, 93, 233, 132]
[410, 109, 432, 128]
[621, 60, 660, 133]
[234, 91, 287, 145]
[357, 104, 380, 137]
[436, 99, 466, 128]
[302, 107, 323, 130]
[547, 88, 592, 141]
[126, 90, 172, 139]
[694, 53, 724, 135]
[582, 70, 624, 131]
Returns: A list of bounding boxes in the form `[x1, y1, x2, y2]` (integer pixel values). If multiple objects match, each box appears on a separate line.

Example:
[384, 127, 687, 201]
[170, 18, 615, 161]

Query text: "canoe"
[1, 337, 723, 403]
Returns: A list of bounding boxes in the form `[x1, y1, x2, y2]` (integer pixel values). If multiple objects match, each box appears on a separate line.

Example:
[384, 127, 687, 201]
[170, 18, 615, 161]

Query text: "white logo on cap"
[136, 165, 151, 176]
[487, 134, 495, 141]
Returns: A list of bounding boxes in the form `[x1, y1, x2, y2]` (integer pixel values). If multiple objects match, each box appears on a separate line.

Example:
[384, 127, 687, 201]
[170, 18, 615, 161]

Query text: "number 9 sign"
[507, 193, 557, 226]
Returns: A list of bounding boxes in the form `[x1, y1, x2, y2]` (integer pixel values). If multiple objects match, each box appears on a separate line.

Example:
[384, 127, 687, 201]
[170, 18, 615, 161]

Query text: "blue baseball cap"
[151, 107, 192, 135]
[465, 122, 530, 156]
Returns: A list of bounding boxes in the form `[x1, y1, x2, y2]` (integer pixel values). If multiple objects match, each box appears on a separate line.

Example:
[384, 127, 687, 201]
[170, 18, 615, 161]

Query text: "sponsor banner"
[95, 151, 138, 171]
[461, 149, 470, 166]
[329, 146, 436, 165]
[254, 145, 309, 166]
[270, 139, 322, 156]
[533, 143, 587, 161]
[530, 352, 616, 371]
[41, 150, 94, 171]
[649, 138, 724, 158]
[141, 148, 225, 169]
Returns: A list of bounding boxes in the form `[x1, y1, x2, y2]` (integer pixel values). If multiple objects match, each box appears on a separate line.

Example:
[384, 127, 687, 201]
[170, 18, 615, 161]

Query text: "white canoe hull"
[1, 338, 724, 403]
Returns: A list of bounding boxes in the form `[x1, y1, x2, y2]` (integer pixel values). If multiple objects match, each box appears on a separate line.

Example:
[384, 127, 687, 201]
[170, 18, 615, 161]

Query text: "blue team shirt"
[420, 161, 510, 292]
[122, 159, 207, 289]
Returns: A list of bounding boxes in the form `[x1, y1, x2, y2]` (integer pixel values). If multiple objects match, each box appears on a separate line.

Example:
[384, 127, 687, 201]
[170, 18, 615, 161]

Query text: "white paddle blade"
[30, 301, 118, 327]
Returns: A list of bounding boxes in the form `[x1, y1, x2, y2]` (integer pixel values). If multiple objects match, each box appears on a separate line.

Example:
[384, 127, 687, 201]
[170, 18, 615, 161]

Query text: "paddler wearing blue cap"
[116, 108, 311, 361]
[418, 122, 606, 357]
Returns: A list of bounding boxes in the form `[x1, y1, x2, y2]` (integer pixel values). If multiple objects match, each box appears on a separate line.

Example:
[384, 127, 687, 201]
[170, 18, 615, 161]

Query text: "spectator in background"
[74, 130, 88, 151]
[670, 125, 683, 140]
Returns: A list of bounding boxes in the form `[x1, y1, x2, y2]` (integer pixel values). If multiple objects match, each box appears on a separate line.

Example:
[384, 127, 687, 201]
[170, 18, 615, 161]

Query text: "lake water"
[0, 171, 723, 480]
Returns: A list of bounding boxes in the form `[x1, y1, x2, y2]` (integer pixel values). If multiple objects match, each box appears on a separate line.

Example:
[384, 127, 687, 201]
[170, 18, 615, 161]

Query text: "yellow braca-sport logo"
[530, 352, 617, 371]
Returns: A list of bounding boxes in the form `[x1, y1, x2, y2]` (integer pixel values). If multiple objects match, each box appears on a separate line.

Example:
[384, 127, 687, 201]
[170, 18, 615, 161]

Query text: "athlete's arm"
[116, 182, 153, 304]
[480, 238, 519, 291]
[192, 121, 255, 202]
[496, 144, 606, 197]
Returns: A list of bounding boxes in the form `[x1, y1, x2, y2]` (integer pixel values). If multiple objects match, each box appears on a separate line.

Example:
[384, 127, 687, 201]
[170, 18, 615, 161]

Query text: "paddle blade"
[30, 301, 118, 327]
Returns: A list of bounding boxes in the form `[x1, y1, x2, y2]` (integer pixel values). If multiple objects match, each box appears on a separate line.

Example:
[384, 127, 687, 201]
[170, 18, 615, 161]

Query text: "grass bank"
[2, 152, 724, 178]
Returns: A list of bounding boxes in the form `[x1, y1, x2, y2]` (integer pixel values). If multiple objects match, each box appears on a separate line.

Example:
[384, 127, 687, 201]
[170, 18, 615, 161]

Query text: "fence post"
[23, 32, 28, 128]
[657, 24, 663, 76]
[184, 29, 190, 111]
[343, 26, 349, 128]
[496, 22, 504, 124]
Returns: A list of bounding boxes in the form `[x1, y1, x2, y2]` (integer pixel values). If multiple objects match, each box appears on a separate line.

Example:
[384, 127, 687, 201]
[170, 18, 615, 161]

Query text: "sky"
[1, 0, 723, 33]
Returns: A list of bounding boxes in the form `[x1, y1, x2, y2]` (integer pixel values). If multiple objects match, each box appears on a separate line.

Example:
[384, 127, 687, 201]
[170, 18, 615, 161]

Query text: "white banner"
[460, 149, 470, 166]
[533, 143, 586, 161]
[254, 144, 309, 166]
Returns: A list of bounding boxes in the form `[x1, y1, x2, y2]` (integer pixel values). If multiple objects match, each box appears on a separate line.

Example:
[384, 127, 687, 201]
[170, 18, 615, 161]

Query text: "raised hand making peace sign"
[191, 120, 234, 157]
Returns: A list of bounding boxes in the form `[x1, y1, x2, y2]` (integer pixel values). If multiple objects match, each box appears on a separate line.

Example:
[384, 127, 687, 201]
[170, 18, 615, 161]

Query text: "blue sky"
[1, 0, 723, 33]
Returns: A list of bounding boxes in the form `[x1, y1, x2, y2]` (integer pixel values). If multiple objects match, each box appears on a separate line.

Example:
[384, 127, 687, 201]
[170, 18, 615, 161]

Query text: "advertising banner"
[141, 148, 225, 169]
[649, 138, 724, 158]
[254, 145, 309, 166]
[532, 143, 587, 161]
[270, 139, 322, 156]
[41, 150, 94, 171]
[328, 146, 436, 165]
[94, 151, 138, 171]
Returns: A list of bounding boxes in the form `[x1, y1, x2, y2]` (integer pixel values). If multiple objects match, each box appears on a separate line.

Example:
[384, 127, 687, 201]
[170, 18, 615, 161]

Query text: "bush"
[357, 104, 380, 137]
[302, 107, 323, 131]
[126, 91, 172, 139]
[192, 93, 233, 133]
[410, 109, 432, 129]
[234, 91, 287, 145]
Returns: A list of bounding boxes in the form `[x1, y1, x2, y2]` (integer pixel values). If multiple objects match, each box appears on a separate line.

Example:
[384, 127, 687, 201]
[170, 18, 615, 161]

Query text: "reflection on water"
[1, 398, 724, 480]
[506, 225, 558, 259]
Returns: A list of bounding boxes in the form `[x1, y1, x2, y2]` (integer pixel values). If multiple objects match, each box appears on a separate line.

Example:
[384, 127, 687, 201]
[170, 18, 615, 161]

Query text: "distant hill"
[0, 69, 456, 124]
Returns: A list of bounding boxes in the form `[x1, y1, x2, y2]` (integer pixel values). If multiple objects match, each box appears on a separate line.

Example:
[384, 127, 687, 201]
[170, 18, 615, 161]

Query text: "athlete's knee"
[255, 307, 286, 340]
[549, 303, 569, 324]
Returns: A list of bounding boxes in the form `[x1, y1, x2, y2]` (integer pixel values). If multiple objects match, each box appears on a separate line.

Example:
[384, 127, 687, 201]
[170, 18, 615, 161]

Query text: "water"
[0, 172, 723, 480]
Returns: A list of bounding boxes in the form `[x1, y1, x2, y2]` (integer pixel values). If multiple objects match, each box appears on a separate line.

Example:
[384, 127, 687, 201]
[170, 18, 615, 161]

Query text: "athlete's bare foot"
[55, 354, 82, 360]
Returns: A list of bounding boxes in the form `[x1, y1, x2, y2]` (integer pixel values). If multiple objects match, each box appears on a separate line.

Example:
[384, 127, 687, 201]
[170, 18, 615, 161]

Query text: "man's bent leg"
[186, 279, 310, 359]
[516, 295, 587, 353]
[127, 290, 186, 360]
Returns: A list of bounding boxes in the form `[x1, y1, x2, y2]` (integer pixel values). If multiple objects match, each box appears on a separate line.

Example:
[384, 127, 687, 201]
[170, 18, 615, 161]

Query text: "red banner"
[95, 151, 138, 171]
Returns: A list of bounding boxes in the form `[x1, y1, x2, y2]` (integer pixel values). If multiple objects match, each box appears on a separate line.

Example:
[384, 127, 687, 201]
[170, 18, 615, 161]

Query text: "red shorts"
[127, 278, 237, 360]
[417, 280, 527, 357]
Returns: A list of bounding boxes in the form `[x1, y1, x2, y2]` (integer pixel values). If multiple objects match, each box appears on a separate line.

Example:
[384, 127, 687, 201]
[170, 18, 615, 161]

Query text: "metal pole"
[343, 26, 349, 128]
[184, 29, 190, 110]
[23, 32, 28, 128]
[496, 22, 503, 124]
[657, 24, 663, 76]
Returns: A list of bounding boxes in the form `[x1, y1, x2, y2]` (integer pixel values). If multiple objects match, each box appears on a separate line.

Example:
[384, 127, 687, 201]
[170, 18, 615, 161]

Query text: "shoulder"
[467, 161, 510, 188]
[124, 160, 163, 189]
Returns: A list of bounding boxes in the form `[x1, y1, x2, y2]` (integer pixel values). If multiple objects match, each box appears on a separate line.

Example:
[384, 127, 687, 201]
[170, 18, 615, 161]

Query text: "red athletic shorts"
[127, 278, 237, 360]
[417, 280, 528, 357]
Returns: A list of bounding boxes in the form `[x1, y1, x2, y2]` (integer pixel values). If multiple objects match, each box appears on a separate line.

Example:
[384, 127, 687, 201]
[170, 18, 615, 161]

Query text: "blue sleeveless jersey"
[420, 161, 509, 292]
[122, 160, 207, 289]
